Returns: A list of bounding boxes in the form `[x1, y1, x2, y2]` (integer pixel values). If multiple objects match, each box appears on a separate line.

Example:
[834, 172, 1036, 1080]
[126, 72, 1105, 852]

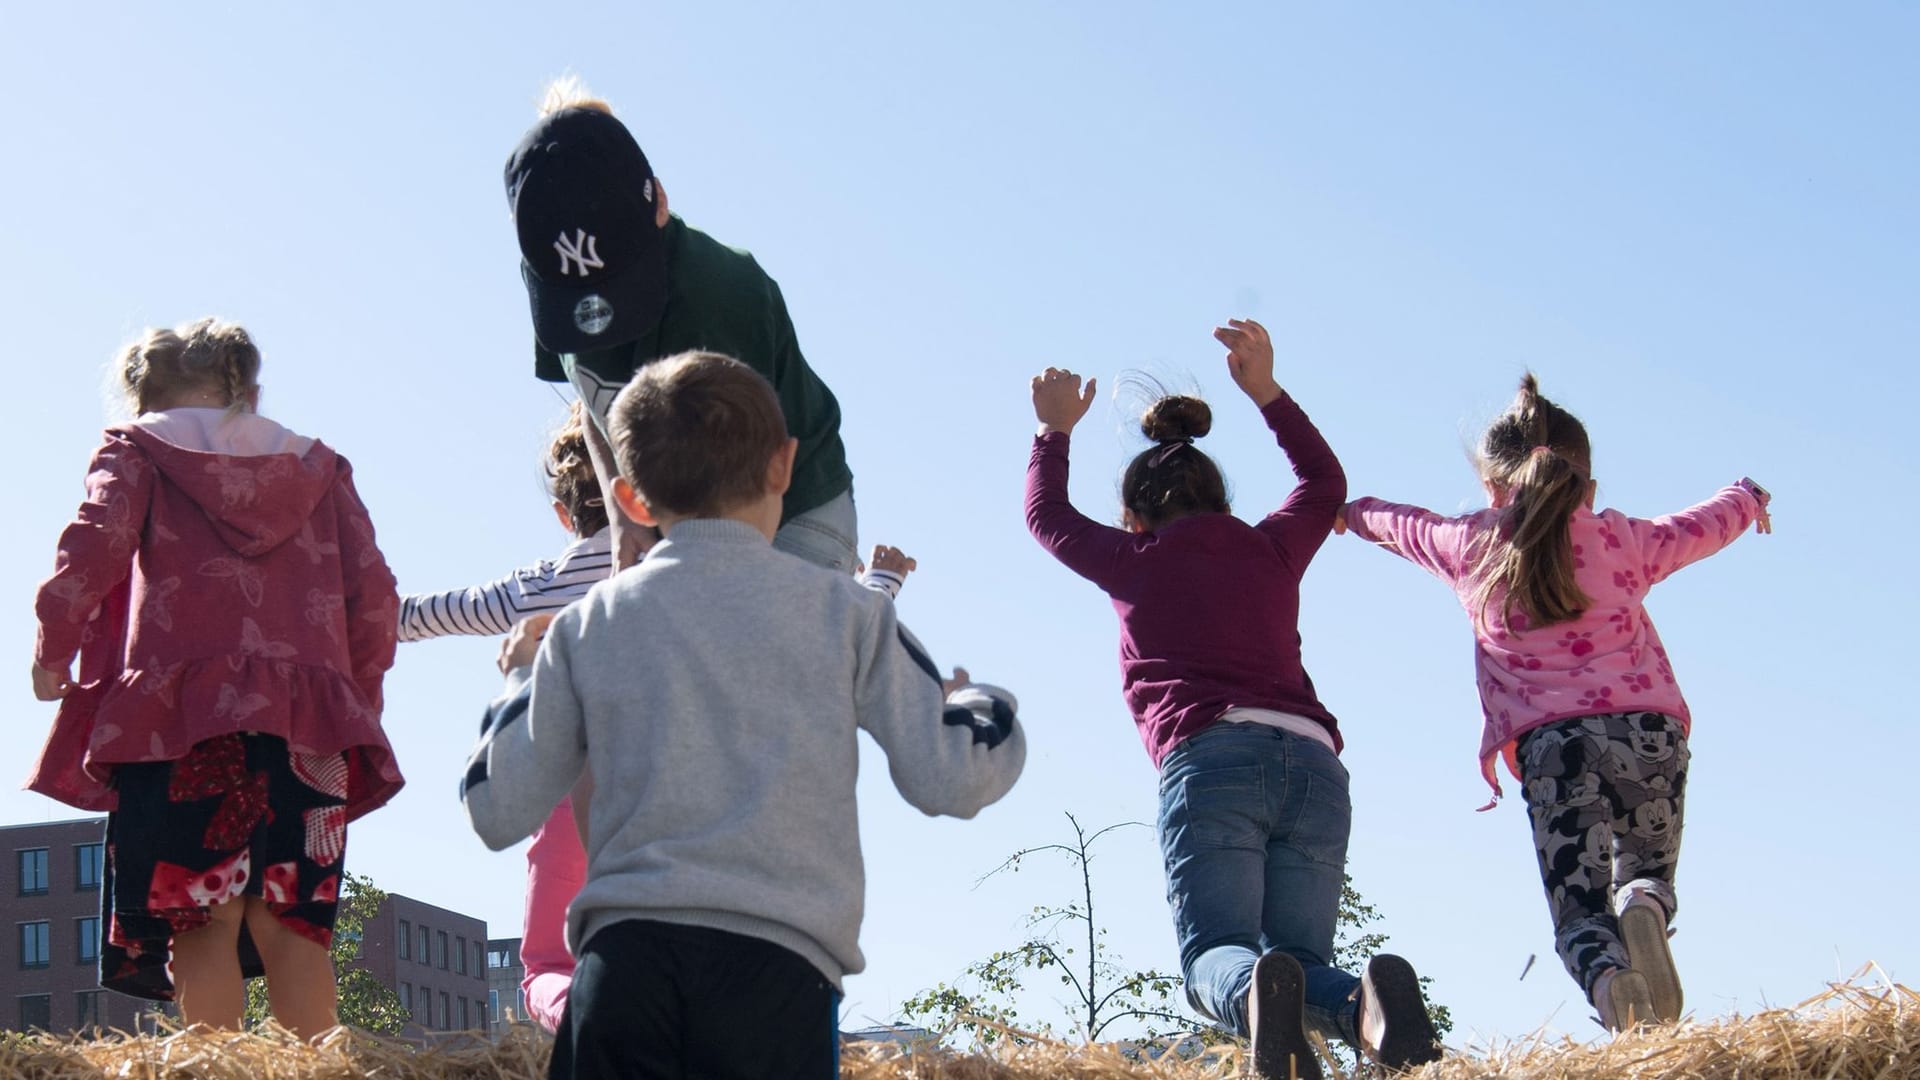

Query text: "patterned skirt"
[99, 733, 349, 1001]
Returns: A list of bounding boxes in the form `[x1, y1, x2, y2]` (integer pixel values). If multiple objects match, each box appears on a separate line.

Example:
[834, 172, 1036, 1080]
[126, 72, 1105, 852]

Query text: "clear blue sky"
[3, 1, 1914, 1047]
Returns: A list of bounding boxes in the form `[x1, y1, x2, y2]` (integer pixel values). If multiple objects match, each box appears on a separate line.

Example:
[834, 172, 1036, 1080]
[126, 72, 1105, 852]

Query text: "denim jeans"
[772, 490, 859, 574]
[1157, 722, 1360, 1044]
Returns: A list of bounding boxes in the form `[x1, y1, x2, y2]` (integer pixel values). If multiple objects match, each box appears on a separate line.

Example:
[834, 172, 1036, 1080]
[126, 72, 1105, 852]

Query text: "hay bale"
[0, 977, 1912, 1079]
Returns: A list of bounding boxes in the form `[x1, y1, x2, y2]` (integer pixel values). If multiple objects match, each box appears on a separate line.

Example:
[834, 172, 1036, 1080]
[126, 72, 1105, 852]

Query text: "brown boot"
[1248, 951, 1321, 1080]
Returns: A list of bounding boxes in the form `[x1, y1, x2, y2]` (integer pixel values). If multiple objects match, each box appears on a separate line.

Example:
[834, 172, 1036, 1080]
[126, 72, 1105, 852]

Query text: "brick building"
[355, 891, 492, 1033]
[1, 818, 152, 1034]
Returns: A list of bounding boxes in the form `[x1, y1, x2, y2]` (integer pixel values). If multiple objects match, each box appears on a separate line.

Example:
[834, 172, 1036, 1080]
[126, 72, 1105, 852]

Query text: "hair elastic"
[1149, 438, 1194, 468]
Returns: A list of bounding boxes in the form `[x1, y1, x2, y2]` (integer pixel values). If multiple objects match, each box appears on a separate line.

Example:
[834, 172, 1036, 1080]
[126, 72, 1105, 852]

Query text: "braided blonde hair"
[116, 317, 261, 416]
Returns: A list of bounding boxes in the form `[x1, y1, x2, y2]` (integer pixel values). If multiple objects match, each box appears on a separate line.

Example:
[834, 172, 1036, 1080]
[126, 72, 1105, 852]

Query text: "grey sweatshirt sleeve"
[855, 604, 1025, 818]
[460, 624, 589, 851]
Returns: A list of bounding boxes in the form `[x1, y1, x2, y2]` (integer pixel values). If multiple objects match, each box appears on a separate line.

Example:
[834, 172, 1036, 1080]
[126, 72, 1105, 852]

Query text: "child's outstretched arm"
[333, 460, 399, 714]
[1219, 319, 1348, 568]
[857, 544, 916, 599]
[1025, 368, 1131, 586]
[1628, 478, 1772, 586]
[33, 433, 154, 700]
[1342, 498, 1476, 583]
[397, 538, 610, 643]
[462, 612, 588, 851]
[856, 603, 1025, 819]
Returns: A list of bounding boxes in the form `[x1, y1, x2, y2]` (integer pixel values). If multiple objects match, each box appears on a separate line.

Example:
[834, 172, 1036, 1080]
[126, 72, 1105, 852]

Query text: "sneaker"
[1618, 899, 1683, 1022]
[1248, 951, 1321, 1080]
[1357, 954, 1443, 1070]
[1592, 967, 1657, 1033]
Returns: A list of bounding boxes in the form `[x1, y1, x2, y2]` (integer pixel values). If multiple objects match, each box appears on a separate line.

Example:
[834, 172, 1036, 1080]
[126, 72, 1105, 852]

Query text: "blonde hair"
[539, 75, 614, 117]
[1468, 373, 1594, 628]
[116, 317, 261, 416]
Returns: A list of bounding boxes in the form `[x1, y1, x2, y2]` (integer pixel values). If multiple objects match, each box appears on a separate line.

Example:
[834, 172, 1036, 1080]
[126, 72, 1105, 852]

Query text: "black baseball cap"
[504, 107, 668, 356]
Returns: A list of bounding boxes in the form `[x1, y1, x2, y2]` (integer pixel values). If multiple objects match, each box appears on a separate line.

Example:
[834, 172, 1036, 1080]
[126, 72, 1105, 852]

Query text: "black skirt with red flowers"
[99, 733, 349, 1001]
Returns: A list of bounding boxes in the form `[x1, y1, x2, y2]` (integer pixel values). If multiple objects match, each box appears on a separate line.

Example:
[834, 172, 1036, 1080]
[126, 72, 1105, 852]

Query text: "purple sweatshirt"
[1025, 394, 1345, 768]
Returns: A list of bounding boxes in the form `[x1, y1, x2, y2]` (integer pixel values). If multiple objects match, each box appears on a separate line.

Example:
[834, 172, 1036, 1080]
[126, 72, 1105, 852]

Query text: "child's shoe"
[1617, 897, 1682, 1022]
[1356, 954, 1444, 1069]
[1591, 967, 1657, 1033]
[1248, 951, 1321, 1080]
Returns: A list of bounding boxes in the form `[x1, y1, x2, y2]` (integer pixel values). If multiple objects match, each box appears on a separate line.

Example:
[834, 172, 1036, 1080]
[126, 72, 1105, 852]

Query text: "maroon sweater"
[1024, 394, 1346, 768]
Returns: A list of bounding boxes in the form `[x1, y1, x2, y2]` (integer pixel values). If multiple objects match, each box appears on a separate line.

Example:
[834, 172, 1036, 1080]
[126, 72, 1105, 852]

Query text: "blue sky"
[3, 1, 1915, 1048]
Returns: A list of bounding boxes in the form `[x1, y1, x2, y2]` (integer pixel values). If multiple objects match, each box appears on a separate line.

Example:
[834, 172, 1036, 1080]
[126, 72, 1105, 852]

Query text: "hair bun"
[1141, 395, 1212, 443]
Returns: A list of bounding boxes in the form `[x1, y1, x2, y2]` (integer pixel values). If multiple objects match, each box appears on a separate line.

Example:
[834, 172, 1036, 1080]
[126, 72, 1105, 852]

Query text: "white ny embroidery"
[554, 229, 605, 277]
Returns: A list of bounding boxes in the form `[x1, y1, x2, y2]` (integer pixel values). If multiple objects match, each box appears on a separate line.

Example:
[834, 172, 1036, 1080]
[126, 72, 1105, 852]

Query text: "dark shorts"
[100, 733, 348, 1001]
[550, 920, 840, 1080]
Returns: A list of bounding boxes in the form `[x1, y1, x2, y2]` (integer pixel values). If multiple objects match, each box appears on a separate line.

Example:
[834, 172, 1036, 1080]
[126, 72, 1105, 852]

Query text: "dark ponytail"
[1471, 373, 1594, 627]
[1121, 395, 1229, 530]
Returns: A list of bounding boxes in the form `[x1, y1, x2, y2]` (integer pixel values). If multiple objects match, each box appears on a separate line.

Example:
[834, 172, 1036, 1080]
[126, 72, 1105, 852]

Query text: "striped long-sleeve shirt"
[398, 530, 616, 642]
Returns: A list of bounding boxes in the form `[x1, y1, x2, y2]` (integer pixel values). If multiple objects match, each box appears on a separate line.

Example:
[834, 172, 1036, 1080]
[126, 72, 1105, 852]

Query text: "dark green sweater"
[537, 217, 851, 523]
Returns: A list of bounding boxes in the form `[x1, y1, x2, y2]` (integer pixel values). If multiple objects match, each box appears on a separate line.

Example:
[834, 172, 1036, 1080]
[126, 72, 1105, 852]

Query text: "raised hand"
[941, 666, 972, 699]
[868, 544, 918, 578]
[1031, 368, 1098, 435]
[1214, 318, 1281, 408]
[498, 613, 556, 675]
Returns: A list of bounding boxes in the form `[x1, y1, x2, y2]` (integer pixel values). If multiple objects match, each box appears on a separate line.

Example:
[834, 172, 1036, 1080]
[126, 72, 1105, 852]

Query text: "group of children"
[27, 93, 1770, 1080]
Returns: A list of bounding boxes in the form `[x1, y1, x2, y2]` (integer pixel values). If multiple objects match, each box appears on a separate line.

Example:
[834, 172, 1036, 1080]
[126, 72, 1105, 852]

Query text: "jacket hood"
[117, 411, 342, 557]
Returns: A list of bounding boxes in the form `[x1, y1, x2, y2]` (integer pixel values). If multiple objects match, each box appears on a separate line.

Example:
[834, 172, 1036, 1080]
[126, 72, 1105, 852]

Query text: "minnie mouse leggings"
[1515, 712, 1689, 998]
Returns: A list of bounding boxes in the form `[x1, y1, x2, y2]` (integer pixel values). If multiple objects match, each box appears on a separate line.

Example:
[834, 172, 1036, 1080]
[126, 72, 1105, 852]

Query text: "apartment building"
[354, 891, 491, 1033]
[484, 936, 528, 1035]
[0, 818, 152, 1034]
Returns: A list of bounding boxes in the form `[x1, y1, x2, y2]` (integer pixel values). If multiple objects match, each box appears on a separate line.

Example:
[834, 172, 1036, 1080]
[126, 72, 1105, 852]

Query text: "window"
[458, 996, 469, 1030]
[416, 925, 430, 966]
[17, 849, 49, 896]
[424, 990, 436, 1029]
[440, 992, 450, 1030]
[488, 989, 500, 1024]
[437, 931, 449, 970]
[75, 843, 105, 890]
[454, 934, 467, 974]
[19, 922, 51, 968]
[487, 947, 510, 969]
[398, 919, 411, 960]
[472, 940, 484, 977]
[76, 990, 104, 1030]
[399, 982, 411, 1012]
[76, 916, 100, 963]
[18, 994, 50, 1031]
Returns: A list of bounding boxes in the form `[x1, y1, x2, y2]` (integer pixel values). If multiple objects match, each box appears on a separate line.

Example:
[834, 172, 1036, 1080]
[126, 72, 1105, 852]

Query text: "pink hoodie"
[1345, 479, 1766, 799]
[30, 409, 403, 820]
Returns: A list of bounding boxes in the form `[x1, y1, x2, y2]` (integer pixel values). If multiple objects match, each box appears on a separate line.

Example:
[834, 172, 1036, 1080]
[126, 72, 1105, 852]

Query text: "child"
[461, 351, 1022, 1078]
[1339, 374, 1772, 1030]
[28, 319, 402, 1040]
[1024, 319, 1440, 1079]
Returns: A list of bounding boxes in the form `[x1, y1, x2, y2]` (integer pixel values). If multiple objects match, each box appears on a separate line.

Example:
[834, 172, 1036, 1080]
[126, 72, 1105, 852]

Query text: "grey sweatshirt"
[461, 518, 1025, 986]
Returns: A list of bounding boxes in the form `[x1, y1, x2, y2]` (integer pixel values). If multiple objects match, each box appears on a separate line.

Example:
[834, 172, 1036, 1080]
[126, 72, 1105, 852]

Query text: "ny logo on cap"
[554, 229, 605, 277]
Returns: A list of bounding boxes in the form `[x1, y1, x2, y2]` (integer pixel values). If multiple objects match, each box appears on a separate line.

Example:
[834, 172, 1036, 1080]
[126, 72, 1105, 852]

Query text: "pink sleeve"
[1625, 480, 1766, 586]
[1024, 432, 1132, 589]
[35, 434, 153, 669]
[521, 798, 587, 1034]
[332, 459, 398, 714]
[1343, 497, 1477, 583]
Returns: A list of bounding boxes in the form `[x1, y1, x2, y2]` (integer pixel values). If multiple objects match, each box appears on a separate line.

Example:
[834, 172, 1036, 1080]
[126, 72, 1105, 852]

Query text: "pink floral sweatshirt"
[29, 409, 403, 821]
[1344, 480, 1766, 799]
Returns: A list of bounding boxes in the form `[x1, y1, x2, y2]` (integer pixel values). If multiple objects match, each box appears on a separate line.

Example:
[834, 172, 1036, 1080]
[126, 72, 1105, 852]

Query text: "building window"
[75, 843, 105, 891]
[76, 916, 100, 964]
[487, 947, 509, 969]
[398, 919, 411, 960]
[437, 930, 449, 970]
[458, 996, 469, 1030]
[416, 924, 430, 966]
[19, 921, 51, 969]
[18, 994, 51, 1031]
[454, 934, 467, 974]
[76, 989, 105, 1030]
[439, 991, 450, 1030]
[488, 988, 500, 1024]
[17, 849, 49, 896]
[473, 941, 484, 977]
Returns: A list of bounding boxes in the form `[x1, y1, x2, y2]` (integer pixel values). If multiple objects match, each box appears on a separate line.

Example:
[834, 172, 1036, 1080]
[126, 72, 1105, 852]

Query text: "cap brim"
[521, 249, 668, 356]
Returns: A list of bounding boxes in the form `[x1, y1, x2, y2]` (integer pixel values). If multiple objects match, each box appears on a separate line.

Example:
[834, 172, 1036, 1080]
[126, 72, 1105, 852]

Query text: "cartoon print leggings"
[1516, 711, 1689, 998]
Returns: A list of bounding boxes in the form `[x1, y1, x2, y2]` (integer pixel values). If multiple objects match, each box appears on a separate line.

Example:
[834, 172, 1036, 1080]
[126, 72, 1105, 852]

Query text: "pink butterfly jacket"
[1344, 479, 1767, 800]
[30, 410, 403, 820]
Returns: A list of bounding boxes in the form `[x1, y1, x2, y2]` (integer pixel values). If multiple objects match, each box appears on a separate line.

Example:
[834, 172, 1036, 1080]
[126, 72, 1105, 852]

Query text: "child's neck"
[657, 493, 783, 543]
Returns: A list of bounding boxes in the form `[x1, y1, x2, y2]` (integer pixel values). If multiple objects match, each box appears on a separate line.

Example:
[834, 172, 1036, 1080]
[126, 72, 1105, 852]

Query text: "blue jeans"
[773, 490, 859, 574]
[1157, 722, 1360, 1044]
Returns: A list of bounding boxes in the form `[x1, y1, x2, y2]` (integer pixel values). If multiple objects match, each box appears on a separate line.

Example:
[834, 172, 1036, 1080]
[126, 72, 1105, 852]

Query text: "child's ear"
[551, 500, 575, 533]
[765, 437, 798, 498]
[611, 477, 659, 528]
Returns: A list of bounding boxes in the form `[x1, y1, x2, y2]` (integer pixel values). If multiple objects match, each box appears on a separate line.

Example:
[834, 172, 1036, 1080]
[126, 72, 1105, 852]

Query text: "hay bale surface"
[1, 980, 1912, 1079]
